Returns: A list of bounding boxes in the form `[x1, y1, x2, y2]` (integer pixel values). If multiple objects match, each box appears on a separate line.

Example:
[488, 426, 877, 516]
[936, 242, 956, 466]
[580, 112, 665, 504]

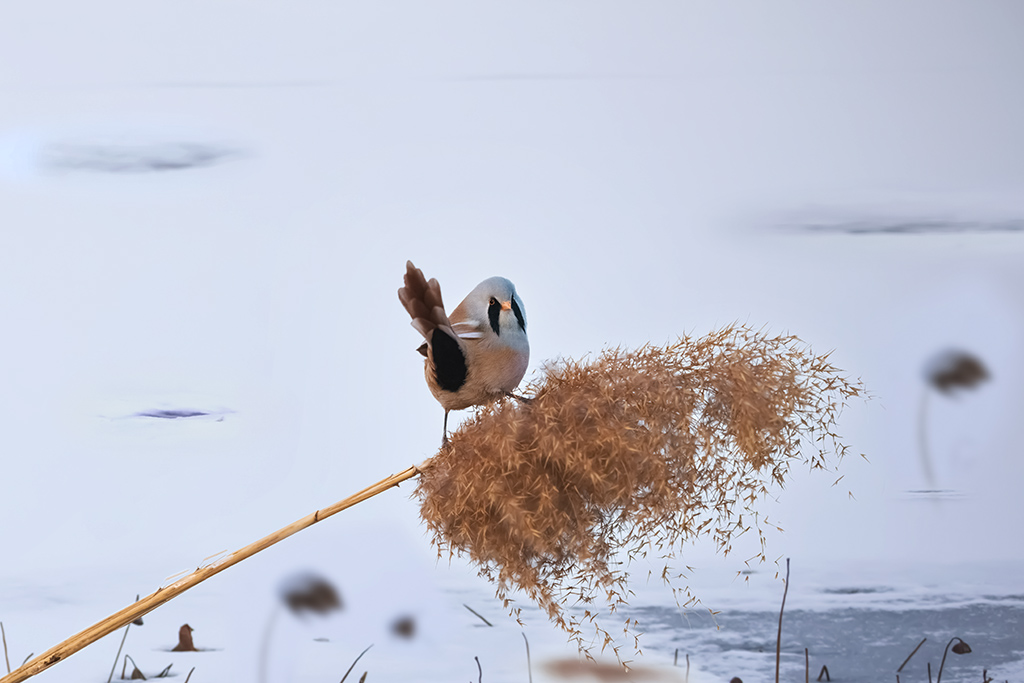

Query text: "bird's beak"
[501, 300, 512, 311]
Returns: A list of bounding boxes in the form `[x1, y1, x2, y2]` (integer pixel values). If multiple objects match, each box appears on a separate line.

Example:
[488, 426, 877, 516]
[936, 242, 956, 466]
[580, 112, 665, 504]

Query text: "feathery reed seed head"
[414, 325, 862, 654]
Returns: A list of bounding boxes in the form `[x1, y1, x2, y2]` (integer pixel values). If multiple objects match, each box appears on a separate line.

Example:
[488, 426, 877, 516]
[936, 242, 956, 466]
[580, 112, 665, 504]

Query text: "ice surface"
[1, 2, 1023, 682]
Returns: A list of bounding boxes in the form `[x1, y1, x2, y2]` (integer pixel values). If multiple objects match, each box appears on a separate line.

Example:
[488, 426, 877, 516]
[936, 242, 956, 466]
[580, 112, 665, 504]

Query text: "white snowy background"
[1, 2, 1023, 681]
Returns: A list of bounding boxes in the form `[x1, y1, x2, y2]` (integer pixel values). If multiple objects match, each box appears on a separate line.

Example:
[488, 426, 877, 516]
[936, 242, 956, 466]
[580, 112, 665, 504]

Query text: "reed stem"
[775, 558, 791, 683]
[0, 465, 420, 683]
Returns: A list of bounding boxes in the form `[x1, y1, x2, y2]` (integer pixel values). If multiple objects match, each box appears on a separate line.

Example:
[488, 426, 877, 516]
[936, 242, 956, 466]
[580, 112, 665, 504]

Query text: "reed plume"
[415, 324, 862, 655]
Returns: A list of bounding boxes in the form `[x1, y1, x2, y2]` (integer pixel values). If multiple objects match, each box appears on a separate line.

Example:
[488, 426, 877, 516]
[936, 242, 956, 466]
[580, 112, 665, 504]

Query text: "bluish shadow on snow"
[0, 128, 246, 181]
[134, 409, 213, 419]
[795, 219, 1024, 235]
[821, 586, 895, 595]
[901, 489, 966, 500]
[130, 408, 233, 420]
[40, 139, 241, 174]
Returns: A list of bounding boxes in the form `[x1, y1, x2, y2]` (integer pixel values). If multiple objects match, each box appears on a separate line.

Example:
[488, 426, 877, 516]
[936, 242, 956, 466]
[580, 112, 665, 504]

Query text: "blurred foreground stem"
[0, 465, 421, 683]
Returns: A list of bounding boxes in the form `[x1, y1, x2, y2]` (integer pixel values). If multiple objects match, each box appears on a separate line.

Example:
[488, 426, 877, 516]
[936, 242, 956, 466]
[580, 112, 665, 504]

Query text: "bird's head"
[467, 276, 527, 338]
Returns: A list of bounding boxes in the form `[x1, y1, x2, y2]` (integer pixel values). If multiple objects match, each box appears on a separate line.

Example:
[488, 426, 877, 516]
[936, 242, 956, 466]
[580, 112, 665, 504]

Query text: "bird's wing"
[429, 327, 468, 392]
[448, 296, 487, 340]
[451, 319, 484, 339]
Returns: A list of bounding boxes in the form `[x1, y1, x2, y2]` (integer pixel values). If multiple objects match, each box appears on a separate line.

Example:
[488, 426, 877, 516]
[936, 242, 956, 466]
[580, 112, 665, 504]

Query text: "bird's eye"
[489, 297, 498, 306]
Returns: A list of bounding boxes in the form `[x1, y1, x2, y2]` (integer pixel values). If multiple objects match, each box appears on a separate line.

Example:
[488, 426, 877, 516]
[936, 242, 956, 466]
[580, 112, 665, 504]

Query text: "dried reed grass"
[415, 325, 862, 655]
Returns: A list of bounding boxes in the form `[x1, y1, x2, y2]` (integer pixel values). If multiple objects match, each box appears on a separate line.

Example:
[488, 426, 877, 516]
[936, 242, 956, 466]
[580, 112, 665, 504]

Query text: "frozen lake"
[627, 560, 1024, 683]
[2, 2, 1023, 682]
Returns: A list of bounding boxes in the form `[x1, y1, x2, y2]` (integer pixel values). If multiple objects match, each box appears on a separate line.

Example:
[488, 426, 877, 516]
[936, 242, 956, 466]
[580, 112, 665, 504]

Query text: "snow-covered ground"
[2, 3, 1023, 681]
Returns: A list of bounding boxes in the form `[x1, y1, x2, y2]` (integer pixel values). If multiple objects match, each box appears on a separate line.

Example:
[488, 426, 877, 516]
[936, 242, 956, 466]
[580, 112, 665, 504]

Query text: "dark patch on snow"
[980, 594, 1024, 604]
[134, 409, 211, 420]
[797, 219, 1024, 235]
[821, 587, 894, 595]
[41, 140, 241, 174]
[902, 489, 966, 500]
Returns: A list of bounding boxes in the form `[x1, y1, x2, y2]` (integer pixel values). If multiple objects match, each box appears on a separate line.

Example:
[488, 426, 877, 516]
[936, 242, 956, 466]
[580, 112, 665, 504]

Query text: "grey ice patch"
[134, 409, 211, 419]
[626, 601, 1024, 683]
[131, 407, 233, 420]
[41, 139, 241, 174]
[901, 489, 966, 500]
[797, 219, 1024, 235]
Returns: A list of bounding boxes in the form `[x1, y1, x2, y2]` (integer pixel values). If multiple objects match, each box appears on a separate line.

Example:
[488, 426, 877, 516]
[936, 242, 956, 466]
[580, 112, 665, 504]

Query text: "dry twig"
[776, 558, 791, 683]
[339, 644, 373, 683]
[522, 632, 532, 683]
[898, 638, 927, 673]
[1, 622, 10, 674]
[463, 605, 493, 627]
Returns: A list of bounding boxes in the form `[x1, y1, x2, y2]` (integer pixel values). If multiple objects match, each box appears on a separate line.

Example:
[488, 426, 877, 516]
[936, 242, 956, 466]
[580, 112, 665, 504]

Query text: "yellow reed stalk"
[0, 466, 421, 683]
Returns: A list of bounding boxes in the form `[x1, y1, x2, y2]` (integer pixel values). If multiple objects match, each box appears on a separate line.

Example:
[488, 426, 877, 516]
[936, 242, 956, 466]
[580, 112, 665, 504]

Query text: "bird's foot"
[505, 392, 533, 404]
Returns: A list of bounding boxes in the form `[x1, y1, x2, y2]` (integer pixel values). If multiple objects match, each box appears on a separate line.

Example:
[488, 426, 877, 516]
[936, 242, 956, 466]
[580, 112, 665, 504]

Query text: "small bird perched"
[398, 260, 530, 445]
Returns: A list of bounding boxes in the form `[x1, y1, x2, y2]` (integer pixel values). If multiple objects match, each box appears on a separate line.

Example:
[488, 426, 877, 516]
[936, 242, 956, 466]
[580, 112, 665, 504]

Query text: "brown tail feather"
[398, 261, 452, 342]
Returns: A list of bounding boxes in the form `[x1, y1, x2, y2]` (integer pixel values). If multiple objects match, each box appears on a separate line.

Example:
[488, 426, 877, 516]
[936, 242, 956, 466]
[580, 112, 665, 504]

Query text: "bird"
[398, 260, 530, 445]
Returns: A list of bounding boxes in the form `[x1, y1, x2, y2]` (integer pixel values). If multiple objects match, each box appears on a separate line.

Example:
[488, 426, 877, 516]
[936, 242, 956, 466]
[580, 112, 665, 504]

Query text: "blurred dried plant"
[390, 615, 416, 639]
[918, 349, 990, 486]
[415, 325, 862, 656]
[279, 572, 343, 618]
[924, 350, 989, 395]
[544, 658, 672, 681]
[260, 572, 344, 683]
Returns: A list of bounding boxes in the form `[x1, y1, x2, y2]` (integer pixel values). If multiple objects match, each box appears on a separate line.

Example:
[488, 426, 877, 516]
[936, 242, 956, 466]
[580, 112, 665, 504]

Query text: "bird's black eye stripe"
[510, 296, 526, 331]
[487, 298, 501, 336]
